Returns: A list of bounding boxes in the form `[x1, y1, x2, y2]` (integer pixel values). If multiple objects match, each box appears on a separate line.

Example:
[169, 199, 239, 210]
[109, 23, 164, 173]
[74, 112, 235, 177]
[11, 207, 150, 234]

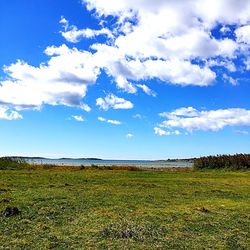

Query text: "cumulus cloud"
[91, 41, 216, 88]
[83, 0, 250, 27]
[81, 0, 246, 90]
[158, 107, 250, 132]
[97, 116, 121, 125]
[0, 44, 98, 117]
[92, 43, 217, 87]
[63, 0, 250, 92]
[96, 94, 133, 110]
[72, 115, 84, 122]
[2, 0, 250, 119]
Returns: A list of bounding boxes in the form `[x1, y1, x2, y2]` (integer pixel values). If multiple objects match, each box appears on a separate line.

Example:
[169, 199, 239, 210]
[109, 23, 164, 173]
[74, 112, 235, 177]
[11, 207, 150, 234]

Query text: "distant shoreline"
[2, 156, 194, 168]
[7, 156, 194, 162]
[10, 156, 103, 161]
[24, 162, 193, 171]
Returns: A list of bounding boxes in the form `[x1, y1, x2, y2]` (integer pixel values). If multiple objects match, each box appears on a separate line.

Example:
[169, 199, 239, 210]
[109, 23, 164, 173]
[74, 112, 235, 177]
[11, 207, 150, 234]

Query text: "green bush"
[79, 165, 85, 170]
[194, 154, 250, 170]
[0, 157, 27, 170]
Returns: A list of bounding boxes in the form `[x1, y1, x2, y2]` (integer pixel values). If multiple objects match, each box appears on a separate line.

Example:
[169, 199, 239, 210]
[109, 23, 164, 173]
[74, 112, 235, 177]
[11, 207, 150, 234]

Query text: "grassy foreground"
[0, 168, 249, 249]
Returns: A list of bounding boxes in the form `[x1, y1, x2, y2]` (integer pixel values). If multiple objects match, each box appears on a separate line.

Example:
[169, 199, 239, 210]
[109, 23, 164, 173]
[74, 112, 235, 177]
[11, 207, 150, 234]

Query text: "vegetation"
[0, 158, 143, 172]
[194, 154, 250, 170]
[0, 167, 249, 249]
[0, 157, 28, 170]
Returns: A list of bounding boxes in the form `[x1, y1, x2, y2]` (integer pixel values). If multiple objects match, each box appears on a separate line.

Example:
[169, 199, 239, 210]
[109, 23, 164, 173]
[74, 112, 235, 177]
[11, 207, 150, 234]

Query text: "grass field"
[0, 168, 249, 249]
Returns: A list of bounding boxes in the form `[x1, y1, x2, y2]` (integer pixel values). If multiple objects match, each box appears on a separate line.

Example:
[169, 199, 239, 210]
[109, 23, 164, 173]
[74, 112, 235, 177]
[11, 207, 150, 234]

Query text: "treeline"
[194, 154, 250, 170]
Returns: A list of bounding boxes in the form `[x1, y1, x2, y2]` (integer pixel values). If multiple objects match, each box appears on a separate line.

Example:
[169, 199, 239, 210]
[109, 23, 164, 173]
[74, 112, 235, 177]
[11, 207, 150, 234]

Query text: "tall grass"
[0, 157, 28, 170]
[0, 158, 141, 171]
[194, 154, 250, 170]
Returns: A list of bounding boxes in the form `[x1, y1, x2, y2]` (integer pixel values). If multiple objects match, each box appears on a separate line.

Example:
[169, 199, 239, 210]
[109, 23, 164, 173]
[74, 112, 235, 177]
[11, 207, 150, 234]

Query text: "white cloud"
[220, 26, 231, 34]
[83, 0, 250, 26]
[244, 58, 250, 70]
[80, 103, 91, 112]
[97, 116, 106, 122]
[115, 76, 137, 94]
[154, 127, 180, 136]
[235, 25, 250, 44]
[207, 59, 236, 72]
[126, 133, 134, 138]
[78, 0, 250, 94]
[137, 84, 156, 97]
[96, 93, 133, 110]
[222, 74, 237, 86]
[60, 17, 113, 43]
[59, 16, 68, 26]
[107, 119, 121, 125]
[0, 44, 98, 117]
[65, 0, 250, 91]
[160, 107, 199, 118]
[158, 107, 250, 132]
[72, 115, 84, 122]
[97, 116, 121, 125]
[92, 41, 216, 88]
[154, 127, 170, 136]
[3, 0, 250, 120]
[84, 0, 241, 60]
[0, 106, 22, 120]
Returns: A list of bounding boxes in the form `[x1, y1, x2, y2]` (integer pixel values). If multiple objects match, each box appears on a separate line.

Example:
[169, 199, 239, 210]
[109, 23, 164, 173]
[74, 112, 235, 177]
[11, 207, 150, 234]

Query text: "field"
[0, 168, 250, 249]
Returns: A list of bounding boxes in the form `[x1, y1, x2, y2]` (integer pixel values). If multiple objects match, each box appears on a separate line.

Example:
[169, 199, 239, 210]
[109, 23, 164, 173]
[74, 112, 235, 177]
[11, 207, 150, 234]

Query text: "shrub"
[79, 165, 85, 170]
[194, 154, 250, 170]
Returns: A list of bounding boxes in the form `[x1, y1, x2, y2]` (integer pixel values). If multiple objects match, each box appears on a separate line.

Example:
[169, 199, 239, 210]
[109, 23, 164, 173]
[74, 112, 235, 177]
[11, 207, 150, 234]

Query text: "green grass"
[0, 168, 249, 249]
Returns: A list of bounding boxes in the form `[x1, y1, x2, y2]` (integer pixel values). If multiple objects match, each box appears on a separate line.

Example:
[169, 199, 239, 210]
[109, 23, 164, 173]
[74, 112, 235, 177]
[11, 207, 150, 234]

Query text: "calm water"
[25, 158, 193, 167]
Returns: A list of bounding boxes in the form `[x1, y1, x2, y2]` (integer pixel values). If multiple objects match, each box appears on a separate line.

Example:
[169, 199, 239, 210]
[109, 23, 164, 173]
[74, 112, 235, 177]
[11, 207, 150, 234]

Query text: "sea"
[24, 158, 193, 167]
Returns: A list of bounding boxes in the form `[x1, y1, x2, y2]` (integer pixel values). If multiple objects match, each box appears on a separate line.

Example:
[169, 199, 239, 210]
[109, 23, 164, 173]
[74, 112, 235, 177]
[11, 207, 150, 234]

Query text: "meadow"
[0, 164, 249, 249]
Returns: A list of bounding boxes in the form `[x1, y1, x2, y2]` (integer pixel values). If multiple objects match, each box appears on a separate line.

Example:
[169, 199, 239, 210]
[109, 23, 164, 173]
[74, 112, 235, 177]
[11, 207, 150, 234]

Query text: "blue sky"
[0, 0, 250, 159]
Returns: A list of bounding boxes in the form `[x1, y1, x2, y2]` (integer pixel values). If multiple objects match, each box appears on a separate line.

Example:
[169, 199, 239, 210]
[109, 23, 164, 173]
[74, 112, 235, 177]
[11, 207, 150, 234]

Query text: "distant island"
[6, 156, 196, 162]
[58, 157, 103, 161]
[9, 156, 103, 161]
[152, 158, 195, 163]
[8, 156, 195, 162]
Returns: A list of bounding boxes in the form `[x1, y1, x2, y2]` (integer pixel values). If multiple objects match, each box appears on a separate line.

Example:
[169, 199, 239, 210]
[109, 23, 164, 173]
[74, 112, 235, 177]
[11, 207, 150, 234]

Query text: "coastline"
[27, 162, 193, 171]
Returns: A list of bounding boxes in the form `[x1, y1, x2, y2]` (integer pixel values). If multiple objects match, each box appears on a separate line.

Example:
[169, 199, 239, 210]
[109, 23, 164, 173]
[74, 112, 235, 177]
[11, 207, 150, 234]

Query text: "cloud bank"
[1, 0, 250, 121]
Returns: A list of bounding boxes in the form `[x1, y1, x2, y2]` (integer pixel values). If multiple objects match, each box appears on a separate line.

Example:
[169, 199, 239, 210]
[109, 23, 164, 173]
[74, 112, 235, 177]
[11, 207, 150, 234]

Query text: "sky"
[0, 0, 250, 160]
